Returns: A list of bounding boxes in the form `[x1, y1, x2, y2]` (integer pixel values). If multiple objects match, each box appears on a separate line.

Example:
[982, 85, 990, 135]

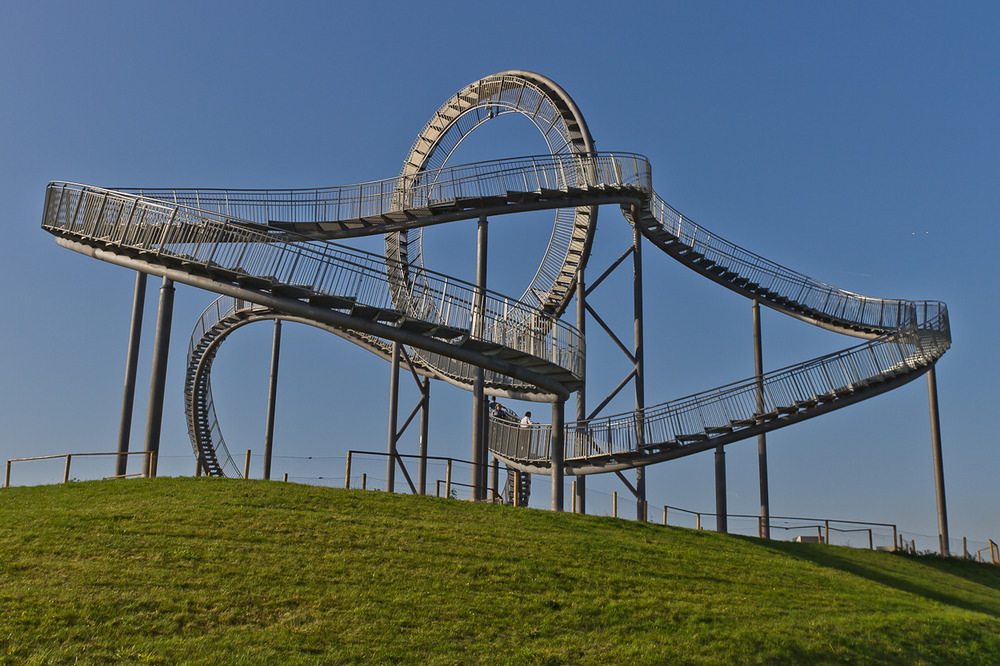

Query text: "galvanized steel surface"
[40, 70, 951, 478]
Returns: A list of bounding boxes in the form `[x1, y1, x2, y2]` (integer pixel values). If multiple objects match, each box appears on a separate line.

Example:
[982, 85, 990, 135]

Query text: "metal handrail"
[489, 306, 950, 465]
[42, 180, 585, 380]
[120, 152, 650, 228]
[646, 192, 923, 334]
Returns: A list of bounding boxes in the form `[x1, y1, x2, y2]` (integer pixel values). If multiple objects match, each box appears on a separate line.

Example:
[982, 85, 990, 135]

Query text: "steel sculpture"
[40, 70, 952, 550]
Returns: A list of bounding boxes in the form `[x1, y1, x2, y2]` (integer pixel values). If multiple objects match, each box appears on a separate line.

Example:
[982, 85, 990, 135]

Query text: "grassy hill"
[1, 478, 999, 664]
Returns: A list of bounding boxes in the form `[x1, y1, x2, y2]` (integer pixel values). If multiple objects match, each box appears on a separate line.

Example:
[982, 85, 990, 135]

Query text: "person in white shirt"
[519, 411, 534, 427]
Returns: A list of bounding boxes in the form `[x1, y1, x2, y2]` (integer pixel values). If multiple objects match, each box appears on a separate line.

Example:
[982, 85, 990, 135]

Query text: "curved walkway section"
[388, 70, 600, 319]
[41, 159, 634, 395]
[489, 192, 950, 474]
[185, 296, 461, 477]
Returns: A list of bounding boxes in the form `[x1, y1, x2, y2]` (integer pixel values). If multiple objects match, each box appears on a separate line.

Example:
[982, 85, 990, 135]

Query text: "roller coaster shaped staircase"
[41, 71, 950, 482]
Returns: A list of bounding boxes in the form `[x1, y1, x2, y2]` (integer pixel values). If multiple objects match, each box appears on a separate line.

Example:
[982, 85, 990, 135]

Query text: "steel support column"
[262, 319, 281, 481]
[753, 300, 770, 538]
[490, 456, 499, 503]
[386, 340, 401, 493]
[116, 271, 146, 478]
[418, 377, 429, 495]
[574, 273, 587, 514]
[927, 365, 950, 555]
[142, 276, 174, 479]
[715, 444, 728, 533]
[470, 215, 488, 501]
[632, 218, 646, 521]
[551, 400, 565, 512]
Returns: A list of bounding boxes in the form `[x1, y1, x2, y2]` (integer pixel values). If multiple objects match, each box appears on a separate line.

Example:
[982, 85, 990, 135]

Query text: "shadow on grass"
[745, 536, 1000, 618]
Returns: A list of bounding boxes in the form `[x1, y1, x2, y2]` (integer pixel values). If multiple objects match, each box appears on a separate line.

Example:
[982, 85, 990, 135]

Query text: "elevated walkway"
[40, 71, 949, 481]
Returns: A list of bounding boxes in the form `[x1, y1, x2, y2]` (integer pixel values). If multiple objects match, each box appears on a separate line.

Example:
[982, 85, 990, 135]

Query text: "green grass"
[1, 478, 999, 664]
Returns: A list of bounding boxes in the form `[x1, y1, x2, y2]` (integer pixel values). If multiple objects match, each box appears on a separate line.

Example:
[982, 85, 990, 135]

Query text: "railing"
[606, 500, 900, 550]
[974, 541, 999, 565]
[42, 181, 585, 381]
[343, 450, 501, 501]
[43, 153, 951, 475]
[122, 152, 651, 227]
[488, 307, 950, 464]
[646, 192, 931, 335]
[4, 451, 155, 487]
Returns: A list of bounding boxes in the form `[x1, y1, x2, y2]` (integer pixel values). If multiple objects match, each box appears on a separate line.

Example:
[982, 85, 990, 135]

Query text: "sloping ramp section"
[41, 180, 587, 402]
[490, 195, 950, 474]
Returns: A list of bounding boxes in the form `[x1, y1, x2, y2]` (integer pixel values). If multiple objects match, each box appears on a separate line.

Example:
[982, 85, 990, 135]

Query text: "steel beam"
[143, 276, 174, 478]
[116, 271, 146, 478]
[490, 456, 499, 503]
[927, 365, 950, 555]
[470, 215, 489, 500]
[418, 378, 429, 495]
[550, 400, 565, 511]
[715, 443, 728, 533]
[574, 274, 587, 514]
[263, 319, 281, 481]
[753, 300, 770, 538]
[632, 217, 646, 521]
[386, 341, 401, 493]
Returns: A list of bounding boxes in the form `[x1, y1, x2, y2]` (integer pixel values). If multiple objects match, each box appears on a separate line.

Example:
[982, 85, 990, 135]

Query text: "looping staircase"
[40, 70, 950, 482]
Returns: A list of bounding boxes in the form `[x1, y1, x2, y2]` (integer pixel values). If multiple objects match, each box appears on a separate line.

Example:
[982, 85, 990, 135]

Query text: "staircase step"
[205, 262, 243, 283]
[427, 198, 459, 212]
[351, 304, 404, 323]
[309, 293, 357, 310]
[236, 274, 277, 291]
[428, 324, 468, 340]
[506, 190, 540, 203]
[272, 283, 312, 300]
[395, 319, 437, 335]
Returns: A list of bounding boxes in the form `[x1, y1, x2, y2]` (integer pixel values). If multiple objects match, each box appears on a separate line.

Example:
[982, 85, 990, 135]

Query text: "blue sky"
[2, 1, 997, 552]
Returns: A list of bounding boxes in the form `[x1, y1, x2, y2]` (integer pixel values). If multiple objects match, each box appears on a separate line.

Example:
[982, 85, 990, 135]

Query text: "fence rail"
[4, 451, 155, 488]
[6, 452, 995, 563]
